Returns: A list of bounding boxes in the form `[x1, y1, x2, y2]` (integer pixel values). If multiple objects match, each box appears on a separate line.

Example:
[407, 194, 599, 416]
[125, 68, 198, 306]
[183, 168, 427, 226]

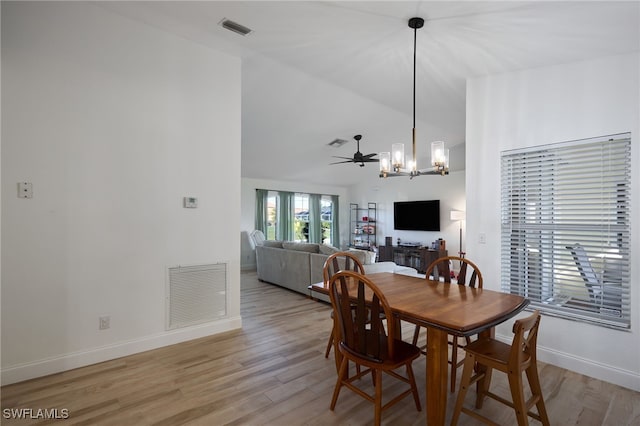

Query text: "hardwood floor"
[2, 271, 639, 425]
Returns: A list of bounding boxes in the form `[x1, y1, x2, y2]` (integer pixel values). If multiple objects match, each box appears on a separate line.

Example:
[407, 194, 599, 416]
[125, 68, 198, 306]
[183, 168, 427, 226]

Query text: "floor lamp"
[450, 210, 466, 262]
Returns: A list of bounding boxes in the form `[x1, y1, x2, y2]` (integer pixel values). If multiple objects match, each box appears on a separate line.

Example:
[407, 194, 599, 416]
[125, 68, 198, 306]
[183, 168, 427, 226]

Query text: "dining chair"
[411, 255, 483, 393]
[328, 270, 422, 426]
[450, 310, 550, 426]
[322, 251, 365, 359]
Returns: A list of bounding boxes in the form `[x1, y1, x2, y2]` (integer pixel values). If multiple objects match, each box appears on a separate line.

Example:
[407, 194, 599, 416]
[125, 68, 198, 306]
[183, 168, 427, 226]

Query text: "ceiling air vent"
[328, 138, 349, 148]
[219, 18, 252, 36]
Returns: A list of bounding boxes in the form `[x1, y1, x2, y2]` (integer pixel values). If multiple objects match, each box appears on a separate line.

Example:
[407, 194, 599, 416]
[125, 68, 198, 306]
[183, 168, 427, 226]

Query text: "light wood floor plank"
[2, 271, 639, 425]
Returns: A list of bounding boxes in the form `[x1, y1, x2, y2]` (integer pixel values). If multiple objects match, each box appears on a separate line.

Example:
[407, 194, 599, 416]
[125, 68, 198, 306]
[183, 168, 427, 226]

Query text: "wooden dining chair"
[451, 310, 550, 426]
[322, 251, 365, 359]
[328, 270, 422, 426]
[411, 255, 483, 393]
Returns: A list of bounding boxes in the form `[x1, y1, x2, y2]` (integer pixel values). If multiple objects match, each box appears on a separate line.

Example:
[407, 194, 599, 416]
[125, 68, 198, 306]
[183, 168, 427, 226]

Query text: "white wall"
[466, 52, 640, 391]
[348, 171, 466, 257]
[1, 2, 242, 384]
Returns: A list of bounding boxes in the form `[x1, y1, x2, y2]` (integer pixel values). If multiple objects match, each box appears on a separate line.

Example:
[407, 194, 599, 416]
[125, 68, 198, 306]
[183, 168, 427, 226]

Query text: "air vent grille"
[166, 263, 227, 330]
[329, 138, 349, 147]
[220, 18, 252, 36]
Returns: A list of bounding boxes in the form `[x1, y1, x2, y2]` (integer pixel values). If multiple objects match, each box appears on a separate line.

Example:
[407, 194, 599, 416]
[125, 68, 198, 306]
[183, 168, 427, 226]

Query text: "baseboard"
[496, 332, 640, 392]
[241, 263, 256, 271]
[1, 316, 242, 386]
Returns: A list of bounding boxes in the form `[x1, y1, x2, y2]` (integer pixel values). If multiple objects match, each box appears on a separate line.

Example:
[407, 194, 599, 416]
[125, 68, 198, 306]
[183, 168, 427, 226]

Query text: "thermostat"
[183, 197, 198, 208]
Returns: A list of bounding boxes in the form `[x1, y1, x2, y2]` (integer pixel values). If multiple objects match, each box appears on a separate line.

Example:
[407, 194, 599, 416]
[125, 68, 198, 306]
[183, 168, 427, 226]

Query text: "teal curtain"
[278, 191, 294, 241]
[308, 194, 322, 243]
[331, 195, 340, 248]
[255, 189, 268, 233]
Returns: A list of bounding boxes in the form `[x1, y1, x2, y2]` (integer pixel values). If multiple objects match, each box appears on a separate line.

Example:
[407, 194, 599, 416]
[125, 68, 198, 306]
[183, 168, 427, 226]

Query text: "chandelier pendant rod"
[412, 20, 417, 173]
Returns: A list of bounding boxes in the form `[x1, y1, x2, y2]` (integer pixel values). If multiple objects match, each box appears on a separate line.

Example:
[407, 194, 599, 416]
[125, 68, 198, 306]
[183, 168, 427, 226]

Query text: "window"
[256, 190, 339, 246]
[501, 134, 631, 329]
[320, 196, 334, 244]
[293, 193, 310, 242]
[265, 191, 278, 240]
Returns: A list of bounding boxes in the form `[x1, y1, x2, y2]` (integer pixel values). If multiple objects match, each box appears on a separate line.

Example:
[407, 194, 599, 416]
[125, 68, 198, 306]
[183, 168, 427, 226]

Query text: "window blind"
[500, 134, 631, 329]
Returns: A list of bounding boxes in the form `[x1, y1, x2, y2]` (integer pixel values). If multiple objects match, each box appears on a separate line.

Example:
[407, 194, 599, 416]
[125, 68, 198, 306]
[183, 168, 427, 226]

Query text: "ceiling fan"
[330, 134, 379, 167]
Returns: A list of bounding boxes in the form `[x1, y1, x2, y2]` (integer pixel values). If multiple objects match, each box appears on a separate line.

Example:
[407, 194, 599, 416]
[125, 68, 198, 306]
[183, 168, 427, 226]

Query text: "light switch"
[478, 233, 487, 244]
[183, 197, 198, 208]
[18, 182, 33, 199]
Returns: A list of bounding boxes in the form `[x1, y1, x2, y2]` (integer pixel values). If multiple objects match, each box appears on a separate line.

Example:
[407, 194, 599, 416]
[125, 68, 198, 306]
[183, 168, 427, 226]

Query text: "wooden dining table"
[309, 272, 529, 426]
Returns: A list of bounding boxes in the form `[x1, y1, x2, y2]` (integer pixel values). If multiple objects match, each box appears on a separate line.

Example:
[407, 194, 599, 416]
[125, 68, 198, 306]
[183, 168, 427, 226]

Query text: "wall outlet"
[99, 316, 110, 330]
[18, 182, 33, 199]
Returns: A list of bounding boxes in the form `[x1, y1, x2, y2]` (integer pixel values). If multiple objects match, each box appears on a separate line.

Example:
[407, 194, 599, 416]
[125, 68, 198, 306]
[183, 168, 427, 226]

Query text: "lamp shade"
[379, 152, 391, 173]
[392, 143, 405, 168]
[450, 210, 465, 221]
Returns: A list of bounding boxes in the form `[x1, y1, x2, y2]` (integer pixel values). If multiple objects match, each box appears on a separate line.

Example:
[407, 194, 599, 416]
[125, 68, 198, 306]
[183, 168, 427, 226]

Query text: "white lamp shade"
[379, 152, 391, 173]
[392, 143, 405, 168]
[431, 141, 445, 166]
[450, 210, 465, 221]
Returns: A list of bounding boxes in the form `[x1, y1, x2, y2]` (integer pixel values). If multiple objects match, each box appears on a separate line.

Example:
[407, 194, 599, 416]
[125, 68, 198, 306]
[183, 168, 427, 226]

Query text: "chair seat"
[465, 338, 531, 367]
[342, 334, 421, 367]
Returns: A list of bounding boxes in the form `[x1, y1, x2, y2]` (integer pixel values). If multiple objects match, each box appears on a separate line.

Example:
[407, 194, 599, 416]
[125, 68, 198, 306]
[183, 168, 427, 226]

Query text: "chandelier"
[379, 17, 449, 178]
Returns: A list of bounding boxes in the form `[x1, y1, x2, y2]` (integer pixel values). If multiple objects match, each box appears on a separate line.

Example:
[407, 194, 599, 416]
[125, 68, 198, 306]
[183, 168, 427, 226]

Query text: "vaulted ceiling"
[100, 1, 639, 186]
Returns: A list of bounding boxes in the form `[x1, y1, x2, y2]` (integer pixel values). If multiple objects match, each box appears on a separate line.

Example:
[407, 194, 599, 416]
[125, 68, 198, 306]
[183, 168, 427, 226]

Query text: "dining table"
[309, 271, 529, 426]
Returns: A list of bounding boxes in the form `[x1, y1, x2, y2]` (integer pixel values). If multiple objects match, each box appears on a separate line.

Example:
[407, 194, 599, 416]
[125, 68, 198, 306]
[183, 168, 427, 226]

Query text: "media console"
[378, 245, 447, 274]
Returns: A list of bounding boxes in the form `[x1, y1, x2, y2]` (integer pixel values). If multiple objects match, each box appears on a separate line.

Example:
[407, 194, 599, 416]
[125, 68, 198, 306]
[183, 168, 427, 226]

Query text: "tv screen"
[394, 200, 440, 231]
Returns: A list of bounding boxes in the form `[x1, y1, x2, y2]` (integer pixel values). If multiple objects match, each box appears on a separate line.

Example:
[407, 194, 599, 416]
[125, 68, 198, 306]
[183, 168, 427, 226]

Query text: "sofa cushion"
[349, 248, 376, 265]
[282, 242, 320, 253]
[263, 240, 284, 248]
[318, 244, 341, 255]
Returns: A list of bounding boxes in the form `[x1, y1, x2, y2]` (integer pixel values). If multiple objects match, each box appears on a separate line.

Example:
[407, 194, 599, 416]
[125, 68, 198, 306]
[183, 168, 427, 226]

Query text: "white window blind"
[501, 134, 631, 329]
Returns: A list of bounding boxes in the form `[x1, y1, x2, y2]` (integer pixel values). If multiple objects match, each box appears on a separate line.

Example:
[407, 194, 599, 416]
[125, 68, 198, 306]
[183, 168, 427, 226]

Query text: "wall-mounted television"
[394, 200, 440, 231]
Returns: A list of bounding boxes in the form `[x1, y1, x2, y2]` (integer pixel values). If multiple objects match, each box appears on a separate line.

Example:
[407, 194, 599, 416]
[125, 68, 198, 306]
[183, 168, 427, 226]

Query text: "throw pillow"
[348, 248, 369, 265]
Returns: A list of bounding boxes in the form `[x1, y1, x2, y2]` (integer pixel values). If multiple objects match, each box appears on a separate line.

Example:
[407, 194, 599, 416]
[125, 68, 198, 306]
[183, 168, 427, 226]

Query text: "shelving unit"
[349, 202, 376, 250]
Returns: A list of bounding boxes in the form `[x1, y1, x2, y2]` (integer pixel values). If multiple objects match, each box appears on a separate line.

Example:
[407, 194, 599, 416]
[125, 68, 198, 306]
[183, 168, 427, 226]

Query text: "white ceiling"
[99, 1, 640, 186]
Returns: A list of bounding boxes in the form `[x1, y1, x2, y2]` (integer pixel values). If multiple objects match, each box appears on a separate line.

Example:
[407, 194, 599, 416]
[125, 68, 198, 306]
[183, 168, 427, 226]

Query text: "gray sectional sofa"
[255, 240, 417, 302]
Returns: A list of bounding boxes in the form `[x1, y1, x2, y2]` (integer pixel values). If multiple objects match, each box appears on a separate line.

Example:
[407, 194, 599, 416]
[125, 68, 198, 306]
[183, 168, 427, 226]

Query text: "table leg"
[426, 327, 448, 426]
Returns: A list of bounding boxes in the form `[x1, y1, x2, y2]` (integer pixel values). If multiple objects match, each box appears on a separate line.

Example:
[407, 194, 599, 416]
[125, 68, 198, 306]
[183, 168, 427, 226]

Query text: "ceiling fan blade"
[361, 158, 380, 162]
[329, 160, 356, 165]
[362, 153, 378, 159]
[332, 156, 356, 160]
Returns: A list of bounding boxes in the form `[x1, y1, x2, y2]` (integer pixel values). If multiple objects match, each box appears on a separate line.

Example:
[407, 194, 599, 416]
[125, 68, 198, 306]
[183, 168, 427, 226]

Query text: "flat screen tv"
[394, 200, 440, 231]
